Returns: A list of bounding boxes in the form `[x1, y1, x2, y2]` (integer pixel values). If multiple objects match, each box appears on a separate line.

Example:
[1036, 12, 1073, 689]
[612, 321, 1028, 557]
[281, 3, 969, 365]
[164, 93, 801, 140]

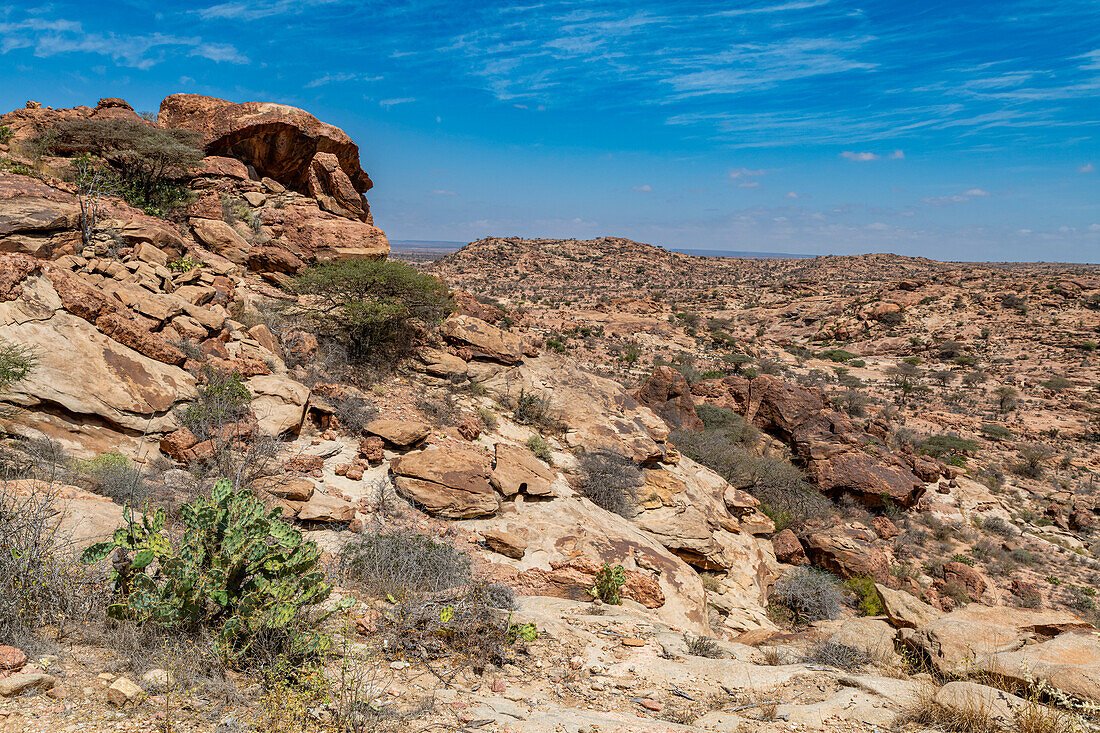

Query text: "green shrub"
[41, 118, 201, 216]
[182, 368, 252, 441]
[0, 125, 13, 143]
[0, 338, 35, 393]
[918, 433, 979, 461]
[476, 406, 498, 430]
[820, 349, 857, 362]
[81, 480, 346, 668]
[980, 423, 1014, 442]
[167, 255, 202, 272]
[512, 388, 564, 432]
[294, 258, 452, 358]
[73, 451, 149, 505]
[589, 563, 626, 605]
[844, 576, 884, 616]
[526, 434, 552, 463]
[1041, 376, 1073, 391]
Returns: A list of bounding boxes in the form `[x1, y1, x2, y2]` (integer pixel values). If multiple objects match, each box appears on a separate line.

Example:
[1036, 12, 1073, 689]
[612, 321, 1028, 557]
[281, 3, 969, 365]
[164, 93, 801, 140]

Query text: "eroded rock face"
[390, 446, 500, 518]
[693, 374, 930, 507]
[490, 442, 555, 497]
[901, 605, 1092, 676]
[633, 365, 703, 431]
[802, 523, 889, 581]
[477, 354, 669, 463]
[158, 94, 373, 194]
[307, 152, 368, 221]
[975, 628, 1100, 703]
[441, 315, 526, 365]
[0, 273, 194, 434]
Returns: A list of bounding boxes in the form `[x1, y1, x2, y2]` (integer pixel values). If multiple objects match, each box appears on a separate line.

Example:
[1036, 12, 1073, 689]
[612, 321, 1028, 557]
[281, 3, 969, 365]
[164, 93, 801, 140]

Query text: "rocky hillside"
[0, 102, 1099, 733]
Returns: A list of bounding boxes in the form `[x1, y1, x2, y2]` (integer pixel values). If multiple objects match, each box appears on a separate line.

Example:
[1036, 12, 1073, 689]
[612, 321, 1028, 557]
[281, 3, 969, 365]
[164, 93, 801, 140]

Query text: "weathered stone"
[246, 374, 310, 436]
[771, 529, 807, 565]
[933, 682, 1024, 731]
[483, 529, 527, 559]
[0, 673, 55, 697]
[391, 447, 499, 519]
[803, 523, 889, 581]
[441, 314, 525, 364]
[633, 365, 703, 431]
[363, 418, 431, 447]
[490, 442, 555, 496]
[297, 491, 355, 522]
[307, 151, 367, 220]
[106, 677, 144, 707]
[0, 646, 26, 672]
[267, 477, 314, 502]
[976, 628, 1100, 703]
[875, 583, 943, 629]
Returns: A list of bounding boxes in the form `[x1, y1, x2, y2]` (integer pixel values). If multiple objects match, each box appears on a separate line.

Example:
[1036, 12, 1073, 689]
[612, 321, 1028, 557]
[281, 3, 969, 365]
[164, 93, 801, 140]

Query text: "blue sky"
[2, 1, 1098, 262]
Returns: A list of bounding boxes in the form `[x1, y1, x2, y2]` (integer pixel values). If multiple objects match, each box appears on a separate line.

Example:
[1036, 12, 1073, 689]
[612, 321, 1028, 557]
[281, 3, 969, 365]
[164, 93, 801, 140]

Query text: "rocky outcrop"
[157, 94, 373, 194]
[390, 446, 500, 518]
[441, 315, 526, 365]
[802, 522, 889, 581]
[693, 374, 932, 507]
[307, 152, 369, 221]
[633, 365, 703, 431]
[490, 442, 555, 496]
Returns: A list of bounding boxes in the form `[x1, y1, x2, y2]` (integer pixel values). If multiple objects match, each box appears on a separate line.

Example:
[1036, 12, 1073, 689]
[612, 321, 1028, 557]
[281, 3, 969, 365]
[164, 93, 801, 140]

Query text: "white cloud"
[1081, 163, 1096, 173]
[963, 188, 990, 196]
[866, 222, 890, 230]
[738, 181, 760, 188]
[633, 184, 653, 192]
[785, 191, 800, 199]
[306, 72, 383, 88]
[841, 151, 880, 161]
[379, 97, 415, 108]
[189, 42, 248, 64]
[889, 149, 905, 159]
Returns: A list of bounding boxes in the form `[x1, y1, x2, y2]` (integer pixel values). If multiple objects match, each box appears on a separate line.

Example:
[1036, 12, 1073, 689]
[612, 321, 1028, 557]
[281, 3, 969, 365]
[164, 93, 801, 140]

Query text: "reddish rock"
[484, 529, 527, 559]
[247, 245, 304, 274]
[941, 561, 987, 600]
[803, 523, 889, 581]
[872, 516, 900, 540]
[0, 646, 26, 672]
[0, 253, 40, 301]
[633, 365, 704, 431]
[283, 330, 318, 364]
[158, 94, 373, 193]
[358, 436, 384, 463]
[771, 529, 807, 565]
[95, 312, 186, 366]
[284, 455, 324, 473]
[307, 152, 368, 221]
[457, 416, 480, 441]
[159, 427, 199, 462]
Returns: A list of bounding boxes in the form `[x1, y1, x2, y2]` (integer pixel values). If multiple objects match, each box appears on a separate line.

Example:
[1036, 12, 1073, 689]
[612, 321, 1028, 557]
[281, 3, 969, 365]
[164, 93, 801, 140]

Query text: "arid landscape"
[0, 94, 1097, 733]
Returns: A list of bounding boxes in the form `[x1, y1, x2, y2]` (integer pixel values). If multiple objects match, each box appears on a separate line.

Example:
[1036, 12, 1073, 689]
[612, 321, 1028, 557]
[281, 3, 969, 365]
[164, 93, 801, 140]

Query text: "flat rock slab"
[364, 419, 431, 446]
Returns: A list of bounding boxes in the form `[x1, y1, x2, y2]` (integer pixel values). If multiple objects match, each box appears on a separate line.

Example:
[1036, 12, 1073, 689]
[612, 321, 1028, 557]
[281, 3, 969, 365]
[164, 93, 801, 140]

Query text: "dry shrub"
[898, 681, 998, 733]
[769, 567, 844, 624]
[337, 528, 473, 599]
[0, 481, 106, 653]
[803, 641, 871, 671]
[684, 633, 721, 658]
[577, 451, 642, 518]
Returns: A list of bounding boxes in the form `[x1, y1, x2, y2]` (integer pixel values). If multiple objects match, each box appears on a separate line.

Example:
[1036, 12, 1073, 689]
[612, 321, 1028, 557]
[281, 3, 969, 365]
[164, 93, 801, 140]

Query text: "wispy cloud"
[728, 167, 767, 178]
[1081, 163, 1096, 173]
[380, 97, 415, 108]
[305, 71, 382, 88]
[841, 151, 879, 161]
[633, 184, 653, 192]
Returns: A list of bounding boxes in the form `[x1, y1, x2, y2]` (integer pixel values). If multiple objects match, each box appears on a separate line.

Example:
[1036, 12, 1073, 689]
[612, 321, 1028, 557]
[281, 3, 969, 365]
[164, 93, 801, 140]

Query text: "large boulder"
[975, 628, 1100, 703]
[632, 365, 703, 431]
[0, 272, 194, 434]
[802, 523, 889, 581]
[157, 94, 373, 194]
[441, 314, 525, 364]
[307, 152, 369, 221]
[490, 442, 556, 496]
[901, 605, 1092, 676]
[390, 446, 500, 518]
[260, 200, 388, 262]
[875, 583, 943, 629]
[246, 375, 310, 436]
[0, 174, 80, 255]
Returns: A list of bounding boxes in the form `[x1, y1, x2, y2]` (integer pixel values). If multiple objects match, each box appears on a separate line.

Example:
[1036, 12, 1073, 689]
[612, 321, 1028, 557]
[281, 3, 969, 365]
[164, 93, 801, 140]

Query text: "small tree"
[70, 153, 116, 245]
[0, 338, 35, 393]
[994, 385, 1019, 413]
[294, 259, 452, 358]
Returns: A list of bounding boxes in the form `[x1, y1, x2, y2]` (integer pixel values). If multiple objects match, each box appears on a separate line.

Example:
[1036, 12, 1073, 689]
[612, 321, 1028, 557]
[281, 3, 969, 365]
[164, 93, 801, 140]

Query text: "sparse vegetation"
[337, 527, 472, 599]
[577, 451, 642, 517]
[769, 567, 843, 625]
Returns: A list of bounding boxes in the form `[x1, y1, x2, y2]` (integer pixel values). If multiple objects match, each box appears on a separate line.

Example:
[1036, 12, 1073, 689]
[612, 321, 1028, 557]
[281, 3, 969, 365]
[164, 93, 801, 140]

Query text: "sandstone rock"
[457, 416, 480, 441]
[632, 365, 703, 431]
[297, 491, 355, 522]
[483, 529, 527, 559]
[159, 427, 199, 462]
[267, 477, 315, 502]
[941, 561, 987, 601]
[307, 151, 368, 220]
[270, 208, 389, 261]
[803, 523, 888, 580]
[829, 617, 898, 662]
[363, 418, 431, 446]
[490, 442, 555, 496]
[771, 529, 807, 565]
[412, 346, 469, 380]
[0, 672, 55, 697]
[975, 628, 1100, 703]
[158, 94, 373, 193]
[0, 274, 195, 434]
[810, 450, 925, 508]
[902, 605, 1092, 676]
[478, 355, 669, 463]
[140, 669, 172, 690]
[198, 155, 250, 180]
[358, 436, 384, 463]
[190, 218, 250, 263]
[441, 314, 525, 364]
[391, 447, 499, 518]
[247, 244, 305, 274]
[0, 175, 79, 244]
[933, 681, 1024, 731]
[246, 374, 310, 436]
[106, 677, 144, 707]
[875, 583, 943, 629]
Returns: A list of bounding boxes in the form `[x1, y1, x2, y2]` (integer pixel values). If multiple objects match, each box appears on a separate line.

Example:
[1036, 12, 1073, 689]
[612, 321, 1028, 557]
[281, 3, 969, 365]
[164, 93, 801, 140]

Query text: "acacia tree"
[294, 258, 453, 359]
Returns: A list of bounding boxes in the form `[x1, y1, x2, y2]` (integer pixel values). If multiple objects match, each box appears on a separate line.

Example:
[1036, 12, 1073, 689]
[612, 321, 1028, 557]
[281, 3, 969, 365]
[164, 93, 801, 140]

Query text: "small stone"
[0, 673, 55, 697]
[491, 678, 506, 693]
[638, 699, 662, 711]
[106, 677, 144, 707]
[569, 656, 584, 670]
[0, 646, 26, 672]
[141, 668, 172, 690]
[621, 638, 646, 647]
[46, 685, 69, 699]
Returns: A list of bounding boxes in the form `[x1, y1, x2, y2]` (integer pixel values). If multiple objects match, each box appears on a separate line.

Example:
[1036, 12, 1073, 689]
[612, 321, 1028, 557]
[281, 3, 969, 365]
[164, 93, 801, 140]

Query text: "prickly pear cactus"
[81, 479, 349, 666]
[589, 563, 627, 605]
